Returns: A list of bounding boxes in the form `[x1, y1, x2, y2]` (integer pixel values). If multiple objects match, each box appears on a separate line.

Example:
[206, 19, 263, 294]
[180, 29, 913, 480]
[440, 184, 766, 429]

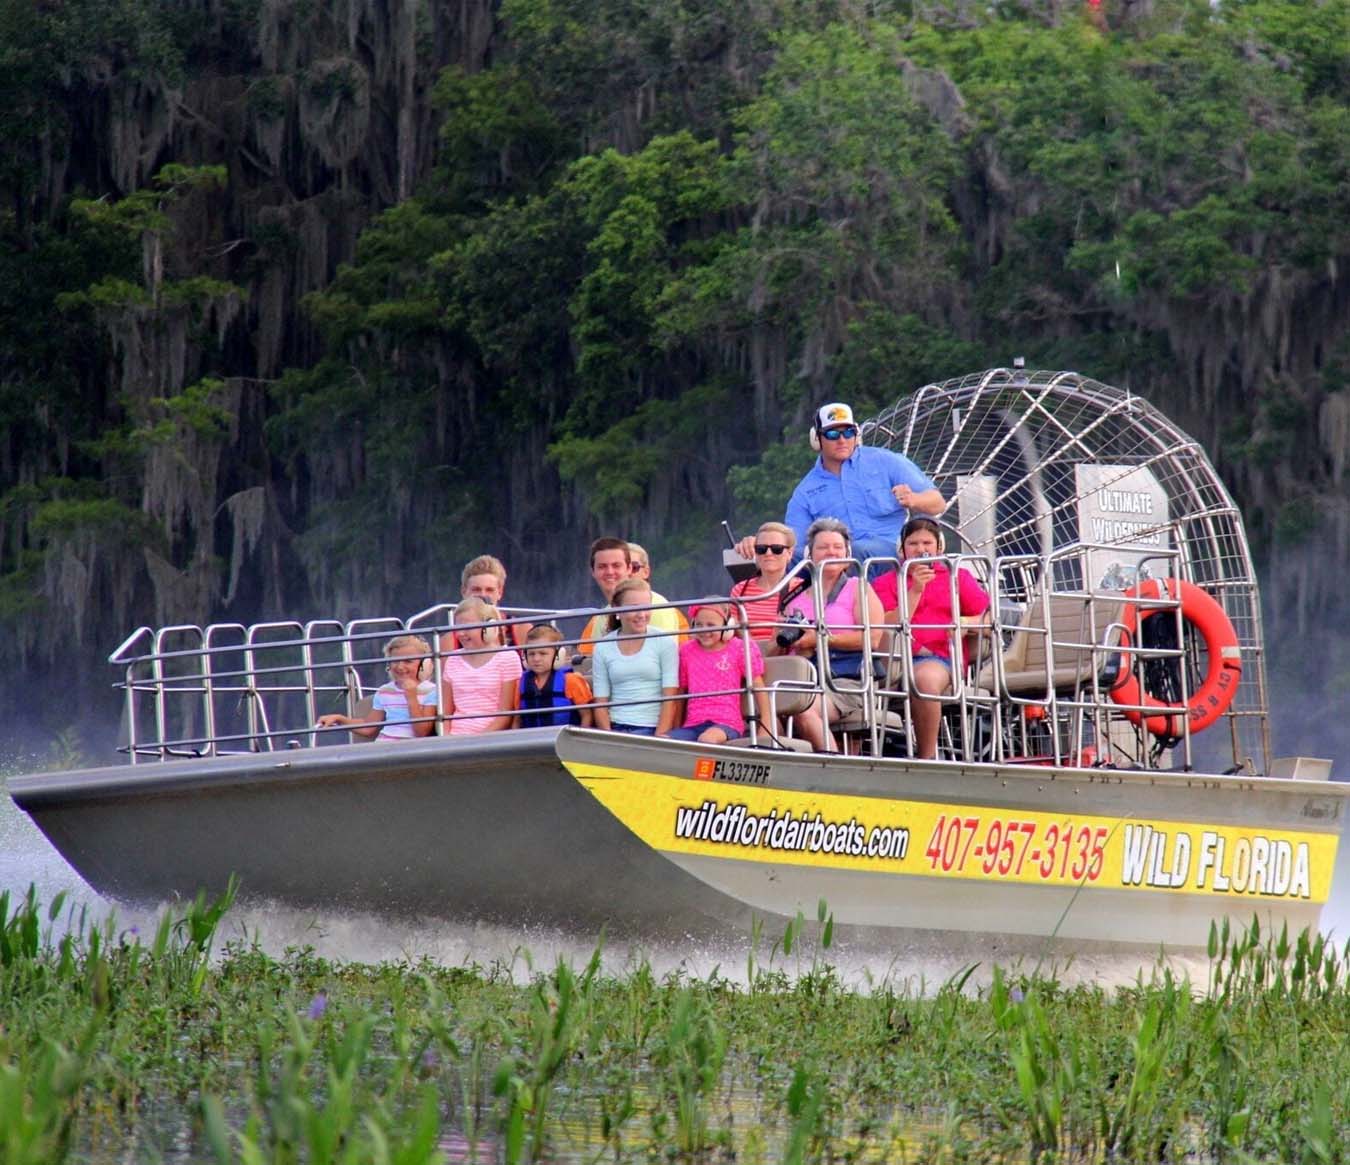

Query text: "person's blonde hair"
[454, 597, 504, 645]
[460, 554, 506, 593]
[384, 634, 431, 659]
[525, 623, 564, 645]
[755, 521, 796, 547]
[606, 578, 652, 632]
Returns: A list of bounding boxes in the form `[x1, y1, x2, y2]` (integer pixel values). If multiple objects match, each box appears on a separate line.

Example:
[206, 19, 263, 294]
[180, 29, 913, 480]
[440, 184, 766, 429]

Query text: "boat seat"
[832, 694, 906, 756]
[351, 695, 376, 742]
[979, 594, 1125, 698]
[725, 653, 817, 751]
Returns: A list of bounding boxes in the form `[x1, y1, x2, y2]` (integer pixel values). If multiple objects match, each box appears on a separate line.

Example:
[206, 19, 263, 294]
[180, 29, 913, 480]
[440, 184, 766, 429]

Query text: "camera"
[775, 610, 809, 649]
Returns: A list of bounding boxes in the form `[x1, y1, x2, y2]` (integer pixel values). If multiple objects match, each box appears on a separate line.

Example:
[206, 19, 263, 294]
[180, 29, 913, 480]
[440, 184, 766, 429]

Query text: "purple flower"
[1010, 986, 1025, 1004]
[421, 1049, 440, 1072]
[307, 991, 328, 1020]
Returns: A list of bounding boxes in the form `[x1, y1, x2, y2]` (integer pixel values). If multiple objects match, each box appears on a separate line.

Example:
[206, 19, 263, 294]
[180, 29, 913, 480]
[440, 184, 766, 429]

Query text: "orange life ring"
[1110, 578, 1242, 738]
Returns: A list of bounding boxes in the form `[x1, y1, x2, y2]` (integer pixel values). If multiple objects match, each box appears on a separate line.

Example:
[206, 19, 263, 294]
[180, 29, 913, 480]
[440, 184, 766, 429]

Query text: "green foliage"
[431, 66, 569, 209]
[562, 133, 729, 435]
[29, 496, 156, 544]
[549, 382, 733, 520]
[0, 0, 185, 219]
[829, 309, 984, 410]
[663, 24, 963, 348]
[728, 441, 817, 529]
[6, 888, 1350, 1162]
[2, 0, 1349, 736]
[69, 164, 227, 238]
[494, 0, 789, 144]
[1222, 0, 1350, 101]
[907, 4, 1350, 317]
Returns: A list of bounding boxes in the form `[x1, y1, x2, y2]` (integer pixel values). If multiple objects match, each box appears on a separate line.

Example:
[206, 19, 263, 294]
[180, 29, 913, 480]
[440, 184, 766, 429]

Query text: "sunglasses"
[820, 426, 858, 441]
[754, 543, 790, 555]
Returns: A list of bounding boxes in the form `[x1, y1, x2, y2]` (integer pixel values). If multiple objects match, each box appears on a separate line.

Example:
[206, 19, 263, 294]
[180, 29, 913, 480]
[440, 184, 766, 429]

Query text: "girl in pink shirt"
[669, 602, 772, 744]
[440, 598, 522, 734]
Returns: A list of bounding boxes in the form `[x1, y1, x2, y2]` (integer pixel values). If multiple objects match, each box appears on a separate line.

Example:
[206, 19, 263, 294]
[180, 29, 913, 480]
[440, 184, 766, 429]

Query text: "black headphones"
[899, 516, 946, 555]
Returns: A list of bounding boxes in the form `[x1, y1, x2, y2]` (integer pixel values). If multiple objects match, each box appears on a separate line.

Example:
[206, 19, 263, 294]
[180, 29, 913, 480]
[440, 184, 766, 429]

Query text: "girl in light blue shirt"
[591, 578, 680, 736]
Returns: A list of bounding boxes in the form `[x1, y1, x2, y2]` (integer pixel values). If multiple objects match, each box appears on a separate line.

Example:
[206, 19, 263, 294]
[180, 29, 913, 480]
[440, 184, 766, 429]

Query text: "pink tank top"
[785, 575, 859, 633]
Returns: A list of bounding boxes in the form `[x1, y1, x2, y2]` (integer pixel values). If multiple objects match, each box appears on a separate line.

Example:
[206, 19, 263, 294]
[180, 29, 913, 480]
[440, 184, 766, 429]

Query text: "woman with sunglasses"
[780, 518, 885, 752]
[729, 522, 798, 652]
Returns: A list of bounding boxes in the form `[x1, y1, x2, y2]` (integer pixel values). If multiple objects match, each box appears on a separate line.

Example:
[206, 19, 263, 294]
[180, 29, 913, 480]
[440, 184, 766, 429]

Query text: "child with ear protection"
[440, 597, 523, 734]
[317, 634, 438, 741]
[668, 600, 773, 744]
[874, 516, 991, 760]
[516, 624, 594, 728]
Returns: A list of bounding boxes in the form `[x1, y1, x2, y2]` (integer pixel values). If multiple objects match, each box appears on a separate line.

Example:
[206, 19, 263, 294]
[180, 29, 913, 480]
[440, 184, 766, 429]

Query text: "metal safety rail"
[106, 552, 1249, 771]
[110, 607, 562, 760]
[107, 600, 783, 760]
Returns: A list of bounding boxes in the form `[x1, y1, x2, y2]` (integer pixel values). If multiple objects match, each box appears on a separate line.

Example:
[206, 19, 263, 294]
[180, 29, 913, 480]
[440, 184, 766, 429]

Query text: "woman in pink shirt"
[873, 517, 990, 759]
[780, 518, 885, 752]
[669, 601, 772, 744]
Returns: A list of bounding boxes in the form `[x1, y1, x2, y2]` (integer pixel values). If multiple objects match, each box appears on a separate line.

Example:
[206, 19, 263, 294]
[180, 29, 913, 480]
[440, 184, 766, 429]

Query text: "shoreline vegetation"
[4, 0, 1350, 765]
[3, 884, 1349, 1163]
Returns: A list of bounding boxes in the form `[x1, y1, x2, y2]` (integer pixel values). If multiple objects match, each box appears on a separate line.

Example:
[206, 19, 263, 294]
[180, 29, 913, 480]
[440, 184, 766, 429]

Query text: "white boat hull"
[11, 727, 1345, 952]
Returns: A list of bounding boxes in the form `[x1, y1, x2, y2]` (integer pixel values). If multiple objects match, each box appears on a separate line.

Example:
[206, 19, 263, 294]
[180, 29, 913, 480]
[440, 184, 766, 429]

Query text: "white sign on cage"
[1074, 464, 1171, 591]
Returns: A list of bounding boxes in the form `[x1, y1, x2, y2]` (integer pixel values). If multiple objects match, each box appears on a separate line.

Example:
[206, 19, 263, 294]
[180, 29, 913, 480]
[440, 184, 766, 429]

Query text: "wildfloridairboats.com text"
[673, 798, 910, 861]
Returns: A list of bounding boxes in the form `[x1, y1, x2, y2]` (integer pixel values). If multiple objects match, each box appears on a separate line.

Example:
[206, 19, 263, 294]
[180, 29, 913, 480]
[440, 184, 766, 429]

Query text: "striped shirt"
[729, 576, 786, 642]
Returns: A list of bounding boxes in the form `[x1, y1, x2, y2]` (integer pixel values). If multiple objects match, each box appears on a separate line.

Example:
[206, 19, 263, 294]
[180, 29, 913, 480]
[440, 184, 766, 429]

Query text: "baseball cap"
[815, 402, 856, 430]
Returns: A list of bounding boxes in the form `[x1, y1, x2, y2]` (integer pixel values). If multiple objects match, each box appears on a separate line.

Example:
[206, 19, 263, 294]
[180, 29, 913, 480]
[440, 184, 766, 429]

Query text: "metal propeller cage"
[869, 367, 1267, 773]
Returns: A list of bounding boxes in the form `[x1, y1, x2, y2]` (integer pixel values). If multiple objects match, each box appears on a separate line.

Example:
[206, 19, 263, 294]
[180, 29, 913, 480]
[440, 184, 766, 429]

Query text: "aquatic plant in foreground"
[5, 886, 1350, 1162]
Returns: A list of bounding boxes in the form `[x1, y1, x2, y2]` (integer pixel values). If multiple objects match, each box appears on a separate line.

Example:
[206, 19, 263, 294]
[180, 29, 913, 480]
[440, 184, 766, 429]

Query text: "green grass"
[4, 886, 1350, 1163]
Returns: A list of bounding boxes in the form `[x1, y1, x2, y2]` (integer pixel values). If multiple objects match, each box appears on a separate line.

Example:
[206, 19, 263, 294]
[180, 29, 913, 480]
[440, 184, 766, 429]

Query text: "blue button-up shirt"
[785, 445, 936, 560]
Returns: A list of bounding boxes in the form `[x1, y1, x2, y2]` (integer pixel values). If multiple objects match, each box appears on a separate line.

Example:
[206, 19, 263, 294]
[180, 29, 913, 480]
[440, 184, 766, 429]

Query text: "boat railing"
[970, 543, 1199, 769]
[106, 542, 1255, 771]
[110, 602, 723, 758]
[783, 540, 1245, 770]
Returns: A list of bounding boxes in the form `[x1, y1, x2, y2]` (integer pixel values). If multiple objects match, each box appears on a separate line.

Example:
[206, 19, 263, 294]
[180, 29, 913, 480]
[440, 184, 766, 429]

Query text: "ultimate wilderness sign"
[1075, 465, 1171, 591]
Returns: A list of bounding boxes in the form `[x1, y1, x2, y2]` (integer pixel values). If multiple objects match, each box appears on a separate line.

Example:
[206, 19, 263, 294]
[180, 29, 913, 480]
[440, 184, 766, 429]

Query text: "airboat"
[10, 369, 1345, 952]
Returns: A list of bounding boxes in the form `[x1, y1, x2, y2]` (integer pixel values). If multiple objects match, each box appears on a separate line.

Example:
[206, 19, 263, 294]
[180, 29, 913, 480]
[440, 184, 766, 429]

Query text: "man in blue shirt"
[739, 403, 946, 565]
